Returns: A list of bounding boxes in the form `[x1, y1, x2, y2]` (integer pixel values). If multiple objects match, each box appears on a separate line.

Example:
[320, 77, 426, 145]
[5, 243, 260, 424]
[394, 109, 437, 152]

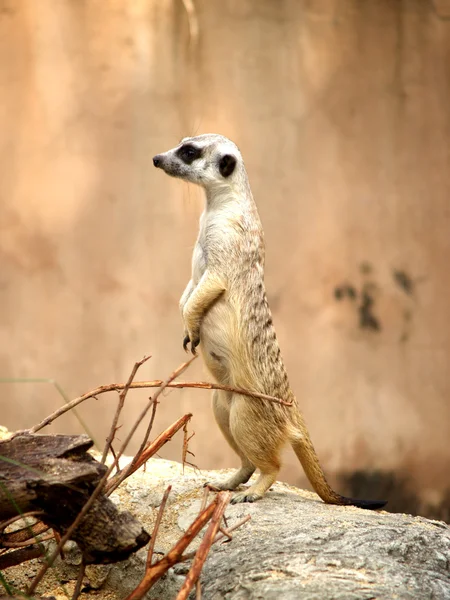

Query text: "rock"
[2, 458, 449, 599]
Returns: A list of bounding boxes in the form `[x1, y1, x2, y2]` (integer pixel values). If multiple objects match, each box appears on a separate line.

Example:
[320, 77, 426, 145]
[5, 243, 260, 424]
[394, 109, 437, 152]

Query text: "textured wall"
[1, 0, 449, 517]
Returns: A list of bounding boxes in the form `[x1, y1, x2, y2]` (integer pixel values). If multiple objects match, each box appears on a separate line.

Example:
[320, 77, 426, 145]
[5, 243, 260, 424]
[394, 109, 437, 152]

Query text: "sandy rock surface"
[3, 458, 450, 599]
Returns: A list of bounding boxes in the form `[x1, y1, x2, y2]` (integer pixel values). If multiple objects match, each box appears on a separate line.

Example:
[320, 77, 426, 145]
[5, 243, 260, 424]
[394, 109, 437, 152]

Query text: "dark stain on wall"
[334, 264, 423, 335]
[358, 285, 381, 331]
[393, 269, 415, 295]
[334, 277, 381, 332]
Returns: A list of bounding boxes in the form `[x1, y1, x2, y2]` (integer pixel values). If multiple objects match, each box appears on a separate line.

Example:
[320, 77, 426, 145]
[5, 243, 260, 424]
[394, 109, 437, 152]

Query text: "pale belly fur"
[199, 295, 240, 386]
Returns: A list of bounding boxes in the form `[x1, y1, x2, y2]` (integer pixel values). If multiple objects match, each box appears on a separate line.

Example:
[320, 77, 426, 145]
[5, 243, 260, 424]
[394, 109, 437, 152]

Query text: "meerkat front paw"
[182, 332, 200, 354]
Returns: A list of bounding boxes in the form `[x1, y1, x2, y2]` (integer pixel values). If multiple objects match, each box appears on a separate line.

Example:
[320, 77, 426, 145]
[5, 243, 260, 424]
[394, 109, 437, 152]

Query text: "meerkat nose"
[153, 155, 162, 167]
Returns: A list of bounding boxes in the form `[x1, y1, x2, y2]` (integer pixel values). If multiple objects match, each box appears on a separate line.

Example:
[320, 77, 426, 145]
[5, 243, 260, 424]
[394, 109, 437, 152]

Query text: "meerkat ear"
[219, 154, 236, 178]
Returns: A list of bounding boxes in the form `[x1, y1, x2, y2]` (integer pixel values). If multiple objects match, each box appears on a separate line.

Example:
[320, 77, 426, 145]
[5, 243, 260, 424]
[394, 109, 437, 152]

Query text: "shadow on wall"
[338, 470, 450, 523]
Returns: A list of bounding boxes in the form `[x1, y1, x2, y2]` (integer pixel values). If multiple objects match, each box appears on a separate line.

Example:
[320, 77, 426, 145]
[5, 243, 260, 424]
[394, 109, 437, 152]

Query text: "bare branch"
[182, 421, 196, 473]
[30, 377, 291, 433]
[0, 511, 44, 533]
[105, 414, 192, 495]
[1, 521, 49, 546]
[71, 559, 86, 600]
[124, 494, 222, 600]
[147, 486, 171, 568]
[180, 515, 251, 562]
[176, 492, 231, 600]
[101, 355, 151, 463]
[0, 545, 44, 570]
[27, 356, 196, 596]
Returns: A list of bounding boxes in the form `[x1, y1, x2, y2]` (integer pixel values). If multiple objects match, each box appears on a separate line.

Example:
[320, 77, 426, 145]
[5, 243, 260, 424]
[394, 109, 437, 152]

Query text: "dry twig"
[101, 355, 151, 463]
[4, 352, 252, 597]
[146, 485, 171, 568]
[136, 397, 159, 463]
[182, 420, 196, 472]
[0, 546, 45, 570]
[105, 414, 193, 495]
[0, 511, 44, 533]
[1, 521, 49, 547]
[180, 515, 251, 562]
[27, 356, 196, 596]
[72, 559, 86, 600]
[1, 534, 54, 549]
[176, 492, 231, 600]
[124, 493, 225, 600]
[30, 378, 291, 433]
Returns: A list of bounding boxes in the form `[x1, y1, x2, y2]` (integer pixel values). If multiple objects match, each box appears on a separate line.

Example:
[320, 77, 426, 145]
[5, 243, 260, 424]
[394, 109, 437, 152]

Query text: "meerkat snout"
[153, 155, 162, 167]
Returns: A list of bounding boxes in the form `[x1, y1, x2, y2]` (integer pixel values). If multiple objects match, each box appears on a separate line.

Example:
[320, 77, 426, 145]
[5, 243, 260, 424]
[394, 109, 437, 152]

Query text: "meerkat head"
[153, 134, 244, 191]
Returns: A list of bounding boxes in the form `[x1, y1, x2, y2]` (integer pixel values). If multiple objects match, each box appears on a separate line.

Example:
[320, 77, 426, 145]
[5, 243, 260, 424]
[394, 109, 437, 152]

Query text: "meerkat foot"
[231, 490, 263, 504]
[229, 471, 277, 504]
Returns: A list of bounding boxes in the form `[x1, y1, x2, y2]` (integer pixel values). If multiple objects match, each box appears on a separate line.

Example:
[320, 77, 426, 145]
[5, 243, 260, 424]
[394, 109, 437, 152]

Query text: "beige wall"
[1, 0, 449, 517]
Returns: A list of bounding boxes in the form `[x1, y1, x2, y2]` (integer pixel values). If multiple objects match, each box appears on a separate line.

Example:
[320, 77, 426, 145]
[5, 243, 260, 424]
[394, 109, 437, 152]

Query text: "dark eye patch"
[176, 144, 202, 165]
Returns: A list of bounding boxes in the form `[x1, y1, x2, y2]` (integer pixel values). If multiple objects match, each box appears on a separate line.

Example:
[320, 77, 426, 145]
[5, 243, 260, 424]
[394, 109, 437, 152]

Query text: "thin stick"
[217, 526, 232, 541]
[101, 355, 151, 463]
[194, 486, 209, 599]
[27, 356, 196, 596]
[180, 515, 251, 561]
[146, 486, 171, 568]
[199, 487, 209, 512]
[2, 521, 48, 545]
[176, 492, 231, 600]
[71, 560, 86, 600]
[110, 446, 120, 474]
[30, 379, 291, 433]
[136, 397, 159, 463]
[0, 545, 44, 570]
[105, 414, 192, 495]
[125, 495, 220, 600]
[0, 511, 44, 532]
[182, 421, 195, 473]
[53, 530, 65, 560]
[2, 534, 54, 548]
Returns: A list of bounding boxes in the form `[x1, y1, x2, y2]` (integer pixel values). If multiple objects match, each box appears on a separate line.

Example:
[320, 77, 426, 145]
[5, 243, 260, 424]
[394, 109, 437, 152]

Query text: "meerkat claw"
[192, 337, 200, 354]
[183, 333, 199, 354]
[183, 334, 190, 352]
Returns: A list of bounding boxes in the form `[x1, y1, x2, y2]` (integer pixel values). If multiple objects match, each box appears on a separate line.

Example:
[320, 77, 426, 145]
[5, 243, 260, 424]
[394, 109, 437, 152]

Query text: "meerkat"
[153, 134, 386, 509]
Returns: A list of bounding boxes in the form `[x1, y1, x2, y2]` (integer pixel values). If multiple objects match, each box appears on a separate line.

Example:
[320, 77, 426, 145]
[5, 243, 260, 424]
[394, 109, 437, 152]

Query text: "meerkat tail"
[290, 430, 386, 511]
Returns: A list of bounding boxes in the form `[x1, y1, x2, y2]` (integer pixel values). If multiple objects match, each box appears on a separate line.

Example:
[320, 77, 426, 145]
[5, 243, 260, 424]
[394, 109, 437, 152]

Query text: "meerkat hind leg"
[229, 395, 281, 503]
[207, 390, 256, 491]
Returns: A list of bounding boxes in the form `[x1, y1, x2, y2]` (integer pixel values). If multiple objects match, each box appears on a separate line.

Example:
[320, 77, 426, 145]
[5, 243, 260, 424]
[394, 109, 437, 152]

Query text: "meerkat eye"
[176, 144, 202, 164]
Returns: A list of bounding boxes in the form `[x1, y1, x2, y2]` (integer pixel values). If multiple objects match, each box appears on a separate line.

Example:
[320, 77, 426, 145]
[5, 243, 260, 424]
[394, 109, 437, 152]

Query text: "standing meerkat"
[153, 134, 386, 509]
